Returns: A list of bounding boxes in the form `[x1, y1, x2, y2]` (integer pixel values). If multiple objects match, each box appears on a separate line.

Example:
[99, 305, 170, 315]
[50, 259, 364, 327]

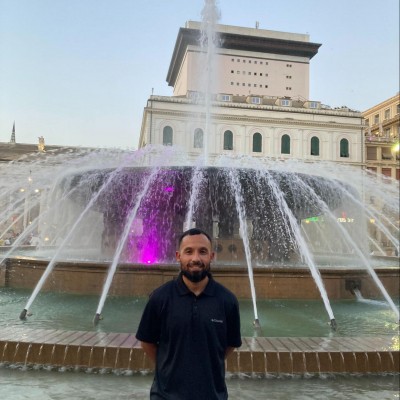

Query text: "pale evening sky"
[0, 0, 398, 149]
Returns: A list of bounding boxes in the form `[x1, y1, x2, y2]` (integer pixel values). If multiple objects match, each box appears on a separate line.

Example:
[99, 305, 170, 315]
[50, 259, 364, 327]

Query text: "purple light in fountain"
[164, 186, 174, 192]
[138, 224, 160, 265]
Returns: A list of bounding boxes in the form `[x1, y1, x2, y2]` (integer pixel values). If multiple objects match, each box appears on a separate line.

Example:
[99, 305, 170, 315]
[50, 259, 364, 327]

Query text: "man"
[136, 228, 242, 400]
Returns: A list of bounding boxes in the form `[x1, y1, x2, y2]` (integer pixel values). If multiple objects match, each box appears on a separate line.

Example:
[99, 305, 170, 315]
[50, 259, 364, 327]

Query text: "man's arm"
[140, 341, 158, 363]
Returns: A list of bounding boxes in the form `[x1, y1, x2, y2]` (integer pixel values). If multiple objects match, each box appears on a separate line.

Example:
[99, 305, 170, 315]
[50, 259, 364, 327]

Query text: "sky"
[0, 0, 398, 149]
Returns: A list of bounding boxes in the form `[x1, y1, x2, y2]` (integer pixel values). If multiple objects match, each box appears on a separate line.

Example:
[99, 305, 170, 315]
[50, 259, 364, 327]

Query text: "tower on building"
[10, 122, 16, 143]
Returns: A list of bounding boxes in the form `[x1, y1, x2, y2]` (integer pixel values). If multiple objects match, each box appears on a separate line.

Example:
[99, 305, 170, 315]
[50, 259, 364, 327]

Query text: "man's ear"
[176, 250, 181, 262]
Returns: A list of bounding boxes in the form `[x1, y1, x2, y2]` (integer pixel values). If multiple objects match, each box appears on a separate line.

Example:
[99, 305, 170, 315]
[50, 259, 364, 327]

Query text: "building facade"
[140, 22, 363, 165]
[139, 94, 363, 164]
[167, 21, 321, 100]
[363, 94, 400, 180]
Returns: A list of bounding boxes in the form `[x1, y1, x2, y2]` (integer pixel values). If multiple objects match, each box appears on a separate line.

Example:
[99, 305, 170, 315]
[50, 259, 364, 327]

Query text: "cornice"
[145, 108, 362, 131]
[362, 94, 400, 115]
[148, 95, 362, 118]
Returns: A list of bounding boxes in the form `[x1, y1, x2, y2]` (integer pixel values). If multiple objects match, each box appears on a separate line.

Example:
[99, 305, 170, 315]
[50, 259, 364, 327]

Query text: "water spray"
[253, 318, 261, 329]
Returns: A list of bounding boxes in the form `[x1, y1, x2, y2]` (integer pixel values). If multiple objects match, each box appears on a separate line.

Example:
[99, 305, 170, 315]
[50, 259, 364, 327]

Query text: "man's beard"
[181, 263, 210, 283]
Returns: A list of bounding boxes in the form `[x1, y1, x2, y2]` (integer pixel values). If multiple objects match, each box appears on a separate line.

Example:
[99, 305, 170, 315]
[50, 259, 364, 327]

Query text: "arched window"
[340, 139, 349, 157]
[163, 126, 173, 146]
[252, 132, 262, 152]
[281, 134, 290, 154]
[194, 128, 204, 148]
[311, 136, 320, 156]
[223, 130, 233, 150]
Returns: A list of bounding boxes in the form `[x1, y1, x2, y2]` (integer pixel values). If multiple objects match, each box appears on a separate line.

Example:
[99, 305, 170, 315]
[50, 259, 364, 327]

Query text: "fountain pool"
[0, 288, 399, 337]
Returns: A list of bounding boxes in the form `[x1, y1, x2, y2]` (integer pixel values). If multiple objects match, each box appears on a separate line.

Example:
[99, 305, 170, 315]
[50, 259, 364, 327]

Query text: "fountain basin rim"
[3, 255, 399, 273]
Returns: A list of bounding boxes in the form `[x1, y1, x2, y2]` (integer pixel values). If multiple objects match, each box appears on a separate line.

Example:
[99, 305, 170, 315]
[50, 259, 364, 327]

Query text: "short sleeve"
[226, 297, 242, 348]
[135, 293, 162, 344]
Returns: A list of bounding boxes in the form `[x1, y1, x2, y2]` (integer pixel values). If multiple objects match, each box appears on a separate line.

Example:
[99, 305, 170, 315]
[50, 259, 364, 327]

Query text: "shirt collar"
[176, 272, 216, 297]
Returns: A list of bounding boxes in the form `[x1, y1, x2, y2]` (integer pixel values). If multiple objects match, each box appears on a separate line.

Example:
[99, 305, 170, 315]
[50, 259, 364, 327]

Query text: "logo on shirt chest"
[211, 318, 224, 323]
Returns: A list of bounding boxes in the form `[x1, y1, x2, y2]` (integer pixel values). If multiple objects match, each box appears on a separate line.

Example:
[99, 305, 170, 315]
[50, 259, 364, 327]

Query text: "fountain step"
[0, 328, 398, 375]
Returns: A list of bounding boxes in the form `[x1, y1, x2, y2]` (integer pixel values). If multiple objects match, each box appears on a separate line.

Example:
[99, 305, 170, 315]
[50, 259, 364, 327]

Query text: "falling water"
[250, 162, 336, 326]
[19, 152, 138, 319]
[298, 174, 399, 320]
[228, 168, 260, 326]
[94, 168, 160, 323]
[184, 167, 205, 230]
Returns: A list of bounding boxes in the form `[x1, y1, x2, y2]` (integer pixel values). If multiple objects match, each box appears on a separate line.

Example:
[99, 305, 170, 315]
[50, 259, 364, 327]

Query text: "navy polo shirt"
[136, 272, 242, 400]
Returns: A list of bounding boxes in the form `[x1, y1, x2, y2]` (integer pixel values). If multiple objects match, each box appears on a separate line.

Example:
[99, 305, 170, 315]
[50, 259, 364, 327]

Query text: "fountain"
[0, 147, 399, 375]
[0, 2, 399, 397]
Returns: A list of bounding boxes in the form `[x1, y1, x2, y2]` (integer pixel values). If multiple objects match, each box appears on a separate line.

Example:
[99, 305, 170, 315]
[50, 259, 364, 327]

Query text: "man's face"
[176, 234, 214, 283]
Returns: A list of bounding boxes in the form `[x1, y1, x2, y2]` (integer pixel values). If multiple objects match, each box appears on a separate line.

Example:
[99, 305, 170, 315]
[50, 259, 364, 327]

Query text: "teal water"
[0, 288, 398, 337]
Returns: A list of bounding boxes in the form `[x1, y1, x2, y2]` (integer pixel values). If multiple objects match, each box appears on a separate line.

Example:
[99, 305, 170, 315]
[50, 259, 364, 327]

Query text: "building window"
[163, 126, 173, 146]
[382, 147, 392, 160]
[223, 130, 233, 150]
[221, 94, 231, 102]
[397, 104, 400, 114]
[384, 109, 390, 120]
[251, 97, 261, 104]
[260, 73, 263, 76]
[281, 134, 290, 154]
[309, 102, 318, 109]
[365, 118, 369, 126]
[265, 85, 268, 88]
[281, 99, 290, 106]
[382, 168, 392, 180]
[248, 72, 251, 75]
[231, 70, 234, 73]
[340, 139, 349, 157]
[374, 114, 379, 124]
[311, 136, 320, 156]
[194, 128, 203, 149]
[367, 147, 377, 160]
[252, 132, 262, 152]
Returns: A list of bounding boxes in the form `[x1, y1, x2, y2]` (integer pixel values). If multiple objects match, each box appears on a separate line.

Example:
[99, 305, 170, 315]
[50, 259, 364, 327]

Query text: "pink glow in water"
[164, 186, 174, 192]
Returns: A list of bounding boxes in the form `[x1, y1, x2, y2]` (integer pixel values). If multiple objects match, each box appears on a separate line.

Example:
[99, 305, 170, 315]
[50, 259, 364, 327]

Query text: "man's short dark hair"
[178, 228, 212, 247]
